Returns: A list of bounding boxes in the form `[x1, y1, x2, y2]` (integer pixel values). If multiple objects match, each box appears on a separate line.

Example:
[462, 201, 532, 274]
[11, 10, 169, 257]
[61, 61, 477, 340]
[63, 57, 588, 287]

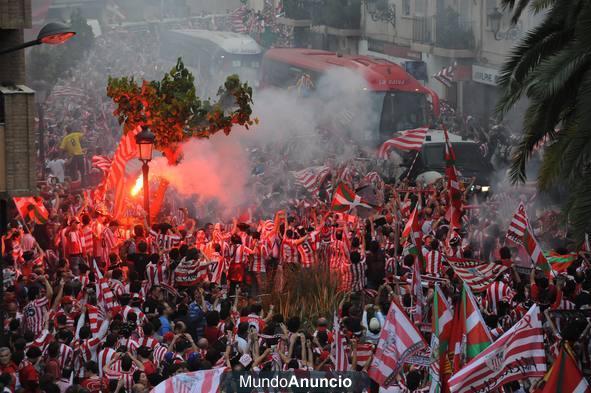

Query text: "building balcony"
[410, 12, 475, 58]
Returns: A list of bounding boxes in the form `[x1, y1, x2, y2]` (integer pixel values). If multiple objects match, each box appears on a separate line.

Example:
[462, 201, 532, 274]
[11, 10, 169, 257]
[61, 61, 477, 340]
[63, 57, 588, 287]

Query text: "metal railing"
[412, 16, 432, 44]
[411, 14, 474, 50]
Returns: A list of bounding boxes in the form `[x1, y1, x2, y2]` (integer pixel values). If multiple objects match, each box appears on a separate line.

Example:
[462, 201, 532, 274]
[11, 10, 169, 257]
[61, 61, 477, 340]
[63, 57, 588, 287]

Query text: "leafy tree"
[496, 0, 591, 242]
[107, 58, 256, 164]
[27, 9, 95, 88]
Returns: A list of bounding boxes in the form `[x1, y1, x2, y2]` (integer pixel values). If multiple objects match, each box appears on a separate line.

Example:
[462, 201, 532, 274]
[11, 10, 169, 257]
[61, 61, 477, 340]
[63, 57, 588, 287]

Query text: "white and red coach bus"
[260, 48, 440, 142]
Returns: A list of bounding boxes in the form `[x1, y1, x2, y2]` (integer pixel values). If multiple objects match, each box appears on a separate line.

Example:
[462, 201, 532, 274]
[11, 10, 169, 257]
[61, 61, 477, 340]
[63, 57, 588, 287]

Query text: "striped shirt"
[425, 250, 443, 276]
[280, 238, 299, 264]
[485, 281, 513, 314]
[23, 296, 49, 335]
[330, 240, 349, 270]
[101, 227, 118, 263]
[104, 366, 137, 392]
[109, 279, 126, 297]
[79, 337, 101, 364]
[58, 343, 74, 372]
[98, 348, 116, 377]
[64, 228, 84, 256]
[250, 240, 268, 273]
[298, 231, 319, 268]
[153, 344, 168, 367]
[350, 257, 367, 292]
[80, 225, 93, 256]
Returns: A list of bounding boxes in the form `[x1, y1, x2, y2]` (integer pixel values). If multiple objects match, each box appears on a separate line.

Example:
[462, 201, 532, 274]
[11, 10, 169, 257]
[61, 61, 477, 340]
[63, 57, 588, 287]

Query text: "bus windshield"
[375, 91, 429, 136]
[422, 143, 489, 171]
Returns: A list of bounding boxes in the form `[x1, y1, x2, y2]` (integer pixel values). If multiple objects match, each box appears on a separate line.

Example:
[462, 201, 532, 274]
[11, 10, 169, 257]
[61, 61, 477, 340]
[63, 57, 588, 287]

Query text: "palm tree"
[496, 0, 591, 243]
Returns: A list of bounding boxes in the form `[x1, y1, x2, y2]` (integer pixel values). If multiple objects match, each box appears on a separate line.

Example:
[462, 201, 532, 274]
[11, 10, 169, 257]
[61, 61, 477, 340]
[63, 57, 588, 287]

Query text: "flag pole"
[404, 150, 421, 181]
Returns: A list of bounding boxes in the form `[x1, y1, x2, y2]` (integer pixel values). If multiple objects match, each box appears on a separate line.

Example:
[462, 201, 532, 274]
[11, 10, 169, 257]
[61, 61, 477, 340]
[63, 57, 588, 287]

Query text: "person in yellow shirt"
[60, 128, 85, 177]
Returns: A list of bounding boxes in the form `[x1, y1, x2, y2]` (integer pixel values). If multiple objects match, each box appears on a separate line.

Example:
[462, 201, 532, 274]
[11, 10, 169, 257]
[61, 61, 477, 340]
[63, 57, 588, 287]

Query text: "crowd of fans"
[0, 17, 588, 393]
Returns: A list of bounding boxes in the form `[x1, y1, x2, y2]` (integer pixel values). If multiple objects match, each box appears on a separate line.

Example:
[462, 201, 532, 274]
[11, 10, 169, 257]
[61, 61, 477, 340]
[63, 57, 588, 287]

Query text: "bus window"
[377, 91, 428, 135]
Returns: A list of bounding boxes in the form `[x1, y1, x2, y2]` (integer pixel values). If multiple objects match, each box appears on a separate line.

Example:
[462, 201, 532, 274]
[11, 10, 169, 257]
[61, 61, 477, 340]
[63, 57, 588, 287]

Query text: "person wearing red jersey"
[225, 234, 253, 295]
[91, 212, 106, 267]
[98, 334, 118, 378]
[249, 232, 269, 296]
[80, 213, 94, 260]
[64, 218, 84, 275]
[80, 361, 108, 393]
[23, 275, 53, 336]
[101, 220, 122, 270]
[104, 352, 144, 392]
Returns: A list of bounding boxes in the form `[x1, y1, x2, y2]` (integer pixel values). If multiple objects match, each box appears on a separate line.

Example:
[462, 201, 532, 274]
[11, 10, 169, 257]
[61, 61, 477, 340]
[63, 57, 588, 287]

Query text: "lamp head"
[37, 22, 76, 45]
[135, 126, 156, 162]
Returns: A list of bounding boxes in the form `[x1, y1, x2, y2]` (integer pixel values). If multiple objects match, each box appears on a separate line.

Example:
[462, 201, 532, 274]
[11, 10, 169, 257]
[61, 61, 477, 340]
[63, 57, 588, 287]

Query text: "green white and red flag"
[448, 283, 492, 373]
[331, 183, 373, 213]
[429, 284, 454, 393]
[536, 343, 591, 393]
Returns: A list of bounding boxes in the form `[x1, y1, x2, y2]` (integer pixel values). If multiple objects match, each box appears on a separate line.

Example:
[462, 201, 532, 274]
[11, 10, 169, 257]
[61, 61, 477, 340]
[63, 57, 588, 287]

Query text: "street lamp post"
[135, 126, 155, 228]
[0, 22, 76, 55]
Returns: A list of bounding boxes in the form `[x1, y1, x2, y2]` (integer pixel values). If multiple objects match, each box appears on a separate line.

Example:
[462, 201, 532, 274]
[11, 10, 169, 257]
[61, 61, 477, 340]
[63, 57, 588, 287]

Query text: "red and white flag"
[332, 313, 349, 371]
[444, 128, 462, 230]
[151, 368, 226, 393]
[91, 155, 112, 172]
[92, 259, 116, 312]
[506, 202, 551, 277]
[95, 125, 142, 217]
[506, 202, 528, 242]
[291, 166, 331, 196]
[86, 304, 104, 336]
[448, 304, 546, 393]
[378, 128, 428, 158]
[412, 257, 425, 322]
[368, 301, 427, 387]
[447, 257, 509, 293]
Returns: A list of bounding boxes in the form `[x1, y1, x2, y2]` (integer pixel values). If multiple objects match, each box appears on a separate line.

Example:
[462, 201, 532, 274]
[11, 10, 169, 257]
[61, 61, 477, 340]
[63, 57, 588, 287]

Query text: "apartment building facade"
[359, 0, 542, 122]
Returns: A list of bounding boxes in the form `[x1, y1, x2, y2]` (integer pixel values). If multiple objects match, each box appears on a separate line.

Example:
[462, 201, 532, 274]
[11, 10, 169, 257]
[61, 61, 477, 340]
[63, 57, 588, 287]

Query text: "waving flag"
[331, 183, 373, 213]
[538, 344, 591, 393]
[292, 166, 331, 196]
[449, 305, 546, 393]
[368, 301, 427, 386]
[546, 251, 577, 273]
[92, 259, 116, 313]
[95, 125, 142, 218]
[449, 284, 492, 372]
[506, 202, 551, 277]
[434, 63, 457, 87]
[151, 368, 226, 393]
[447, 257, 508, 293]
[444, 128, 462, 230]
[429, 285, 453, 393]
[332, 313, 348, 371]
[412, 256, 425, 322]
[378, 128, 428, 158]
[13, 196, 49, 224]
[91, 155, 111, 172]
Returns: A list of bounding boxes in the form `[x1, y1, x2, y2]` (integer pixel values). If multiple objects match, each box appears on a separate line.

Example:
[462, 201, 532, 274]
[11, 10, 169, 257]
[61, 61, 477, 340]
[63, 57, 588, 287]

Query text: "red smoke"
[148, 133, 251, 211]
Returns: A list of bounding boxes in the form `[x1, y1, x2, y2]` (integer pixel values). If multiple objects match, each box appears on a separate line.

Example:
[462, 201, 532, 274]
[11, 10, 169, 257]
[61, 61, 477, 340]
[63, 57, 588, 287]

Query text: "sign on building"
[472, 64, 500, 86]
